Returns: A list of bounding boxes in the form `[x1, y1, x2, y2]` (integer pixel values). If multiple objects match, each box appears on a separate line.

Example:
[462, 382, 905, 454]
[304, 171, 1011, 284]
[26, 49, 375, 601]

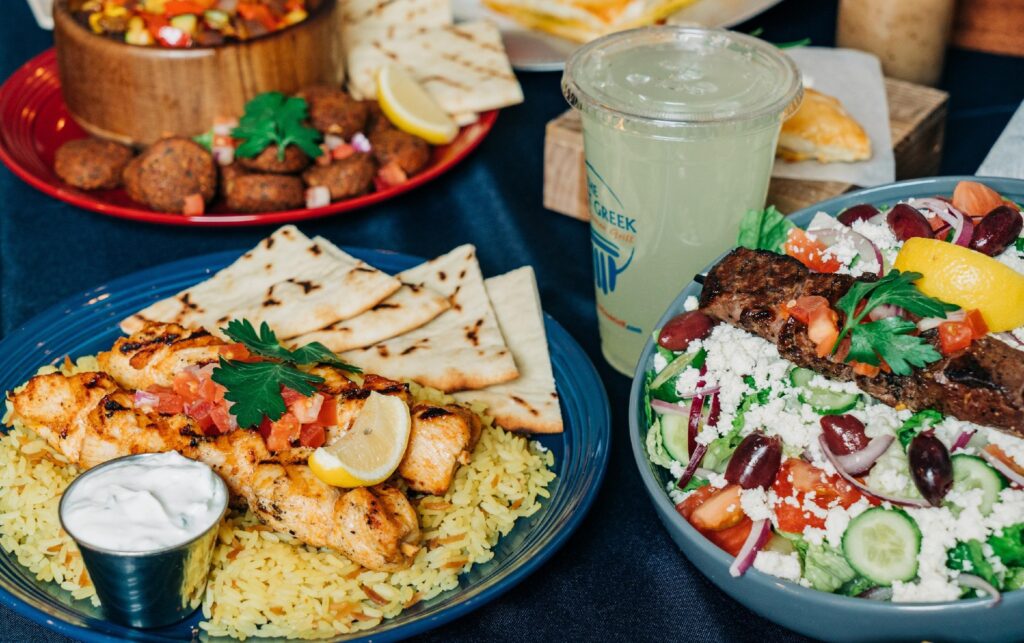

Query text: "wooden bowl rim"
[53, 0, 336, 56]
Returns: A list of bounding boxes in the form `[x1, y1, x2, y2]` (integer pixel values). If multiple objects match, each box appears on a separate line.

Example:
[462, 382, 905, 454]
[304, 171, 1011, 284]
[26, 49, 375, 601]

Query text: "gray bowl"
[628, 176, 1024, 642]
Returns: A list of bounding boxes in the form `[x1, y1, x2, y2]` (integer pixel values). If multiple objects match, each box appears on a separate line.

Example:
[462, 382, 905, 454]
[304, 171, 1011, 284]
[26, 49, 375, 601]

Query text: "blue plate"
[629, 177, 1024, 643]
[0, 247, 611, 642]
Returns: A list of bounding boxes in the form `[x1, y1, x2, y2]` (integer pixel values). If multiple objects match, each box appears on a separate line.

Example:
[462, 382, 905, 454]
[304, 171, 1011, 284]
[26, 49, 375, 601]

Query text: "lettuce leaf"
[737, 206, 793, 254]
[989, 523, 1024, 568]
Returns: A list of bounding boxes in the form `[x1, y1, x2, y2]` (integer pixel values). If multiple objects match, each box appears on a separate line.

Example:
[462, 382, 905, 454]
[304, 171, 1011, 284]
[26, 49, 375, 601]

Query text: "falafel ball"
[218, 163, 249, 198]
[370, 129, 431, 176]
[299, 85, 369, 139]
[121, 137, 216, 213]
[237, 144, 310, 174]
[362, 100, 393, 138]
[225, 172, 306, 212]
[54, 138, 135, 190]
[302, 153, 377, 201]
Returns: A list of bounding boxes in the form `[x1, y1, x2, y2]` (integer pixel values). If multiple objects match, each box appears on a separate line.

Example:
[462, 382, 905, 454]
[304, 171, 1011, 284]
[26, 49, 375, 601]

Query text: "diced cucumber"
[951, 454, 1006, 515]
[789, 367, 861, 415]
[660, 413, 690, 463]
[842, 507, 921, 586]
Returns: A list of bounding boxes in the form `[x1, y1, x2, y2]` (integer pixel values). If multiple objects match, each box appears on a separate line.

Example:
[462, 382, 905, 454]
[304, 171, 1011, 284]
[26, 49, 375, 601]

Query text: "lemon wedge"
[376, 64, 458, 145]
[894, 237, 1024, 332]
[308, 392, 411, 487]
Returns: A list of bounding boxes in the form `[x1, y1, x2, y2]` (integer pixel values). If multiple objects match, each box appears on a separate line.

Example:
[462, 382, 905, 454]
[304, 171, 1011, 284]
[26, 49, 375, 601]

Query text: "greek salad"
[644, 180, 1024, 603]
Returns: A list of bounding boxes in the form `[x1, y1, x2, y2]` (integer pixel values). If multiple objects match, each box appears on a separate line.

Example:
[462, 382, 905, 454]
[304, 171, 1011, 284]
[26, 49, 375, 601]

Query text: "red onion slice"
[980, 449, 1024, 487]
[687, 395, 705, 455]
[676, 384, 722, 399]
[834, 435, 895, 476]
[677, 443, 708, 489]
[819, 435, 931, 507]
[133, 390, 160, 409]
[917, 308, 966, 332]
[957, 573, 1002, 606]
[995, 332, 1024, 349]
[914, 198, 973, 247]
[729, 519, 772, 577]
[651, 399, 691, 417]
[951, 430, 976, 452]
[810, 229, 884, 277]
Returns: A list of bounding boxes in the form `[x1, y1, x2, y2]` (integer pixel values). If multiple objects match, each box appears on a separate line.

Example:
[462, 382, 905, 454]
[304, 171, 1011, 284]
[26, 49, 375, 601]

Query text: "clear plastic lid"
[563, 27, 803, 129]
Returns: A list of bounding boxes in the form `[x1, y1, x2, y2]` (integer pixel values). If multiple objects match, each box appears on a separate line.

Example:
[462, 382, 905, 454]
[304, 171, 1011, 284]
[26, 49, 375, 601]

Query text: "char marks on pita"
[454, 267, 563, 434]
[341, 245, 520, 392]
[121, 226, 401, 339]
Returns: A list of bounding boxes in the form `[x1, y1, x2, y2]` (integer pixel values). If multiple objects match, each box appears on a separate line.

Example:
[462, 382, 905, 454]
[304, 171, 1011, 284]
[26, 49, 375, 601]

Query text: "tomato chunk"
[964, 309, 989, 339]
[938, 321, 974, 355]
[261, 413, 301, 452]
[676, 486, 754, 556]
[689, 484, 745, 531]
[787, 296, 840, 358]
[785, 228, 842, 273]
[299, 423, 327, 448]
[771, 459, 863, 533]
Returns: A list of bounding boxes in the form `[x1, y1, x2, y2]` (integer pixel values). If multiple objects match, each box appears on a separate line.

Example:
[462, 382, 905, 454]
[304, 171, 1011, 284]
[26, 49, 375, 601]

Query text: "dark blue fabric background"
[2, 1, 1023, 640]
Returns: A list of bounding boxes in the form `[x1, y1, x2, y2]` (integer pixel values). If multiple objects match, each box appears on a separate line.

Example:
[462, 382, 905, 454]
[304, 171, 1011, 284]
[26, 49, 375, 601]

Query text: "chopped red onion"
[915, 198, 973, 246]
[651, 399, 690, 417]
[687, 395, 705, 455]
[957, 573, 1002, 606]
[917, 308, 966, 332]
[834, 435, 895, 476]
[677, 443, 708, 489]
[951, 430, 976, 452]
[350, 133, 372, 153]
[819, 435, 931, 507]
[323, 134, 345, 151]
[729, 519, 771, 577]
[868, 305, 907, 322]
[305, 186, 331, 209]
[676, 384, 722, 399]
[212, 145, 234, 166]
[980, 449, 1024, 487]
[133, 390, 160, 409]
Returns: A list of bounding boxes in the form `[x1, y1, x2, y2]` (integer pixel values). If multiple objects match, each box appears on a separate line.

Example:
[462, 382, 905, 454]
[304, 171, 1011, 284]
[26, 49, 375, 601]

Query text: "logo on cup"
[586, 162, 636, 295]
[592, 229, 633, 295]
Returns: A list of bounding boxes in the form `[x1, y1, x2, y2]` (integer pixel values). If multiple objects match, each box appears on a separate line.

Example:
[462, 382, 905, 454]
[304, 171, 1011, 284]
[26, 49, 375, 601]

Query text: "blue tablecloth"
[2, 1, 1023, 641]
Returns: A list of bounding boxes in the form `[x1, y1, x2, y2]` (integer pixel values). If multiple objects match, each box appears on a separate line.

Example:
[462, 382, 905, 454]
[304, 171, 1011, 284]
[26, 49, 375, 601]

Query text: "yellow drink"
[563, 27, 802, 375]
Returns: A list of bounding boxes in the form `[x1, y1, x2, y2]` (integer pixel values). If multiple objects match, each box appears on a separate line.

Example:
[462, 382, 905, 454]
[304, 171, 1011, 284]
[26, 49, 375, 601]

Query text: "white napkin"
[772, 47, 896, 187]
[27, 0, 54, 30]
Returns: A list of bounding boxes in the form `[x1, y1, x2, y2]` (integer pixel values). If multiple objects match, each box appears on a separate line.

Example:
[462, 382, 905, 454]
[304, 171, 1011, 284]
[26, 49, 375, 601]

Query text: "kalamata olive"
[724, 431, 783, 489]
[837, 204, 880, 227]
[820, 414, 870, 455]
[908, 431, 953, 507]
[658, 311, 717, 351]
[969, 205, 1023, 256]
[886, 203, 933, 242]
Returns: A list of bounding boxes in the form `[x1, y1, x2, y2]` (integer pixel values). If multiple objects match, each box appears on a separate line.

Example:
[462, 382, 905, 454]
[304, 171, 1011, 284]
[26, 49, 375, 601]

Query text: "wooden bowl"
[53, 0, 342, 145]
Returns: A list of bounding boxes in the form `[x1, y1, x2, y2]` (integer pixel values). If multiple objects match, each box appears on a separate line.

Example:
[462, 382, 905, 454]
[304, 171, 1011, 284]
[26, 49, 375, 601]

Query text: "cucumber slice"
[951, 454, 1006, 515]
[651, 348, 706, 390]
[842, 507, 921, 586]
[660, 413, 690, 463]
[789, 367, 861, 415]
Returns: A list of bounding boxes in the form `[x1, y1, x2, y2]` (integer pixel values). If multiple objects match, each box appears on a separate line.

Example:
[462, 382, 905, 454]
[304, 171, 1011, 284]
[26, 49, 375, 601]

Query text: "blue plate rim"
[0, 246, 612, 643]
[627, 176, 1024, 615]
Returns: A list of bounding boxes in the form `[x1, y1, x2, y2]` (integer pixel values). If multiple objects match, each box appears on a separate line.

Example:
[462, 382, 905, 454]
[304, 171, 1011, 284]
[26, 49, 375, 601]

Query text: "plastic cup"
[562, 26, 802, 375]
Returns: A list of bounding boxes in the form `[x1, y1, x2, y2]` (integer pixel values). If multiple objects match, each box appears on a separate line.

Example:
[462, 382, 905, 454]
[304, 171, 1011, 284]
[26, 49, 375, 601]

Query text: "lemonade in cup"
[562, 27, 802, 375]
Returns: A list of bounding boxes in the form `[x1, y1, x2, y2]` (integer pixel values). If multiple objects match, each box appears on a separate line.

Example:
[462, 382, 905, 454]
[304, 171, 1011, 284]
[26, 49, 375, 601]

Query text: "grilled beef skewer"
[699, 247, 1024, 435]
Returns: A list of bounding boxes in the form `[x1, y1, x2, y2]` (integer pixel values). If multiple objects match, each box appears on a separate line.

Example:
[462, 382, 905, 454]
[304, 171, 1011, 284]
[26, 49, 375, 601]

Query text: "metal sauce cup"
[58, 453, 228, 629]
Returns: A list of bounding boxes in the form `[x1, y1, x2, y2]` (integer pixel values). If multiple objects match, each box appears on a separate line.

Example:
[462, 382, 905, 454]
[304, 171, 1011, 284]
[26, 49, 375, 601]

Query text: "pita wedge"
[346, 21, 523, 115]
[339, 0, 452, 53]
[454, 267, 563, 433]
[289, 281, 450, 352]
[341, 245, 519, 392]
[482, 0, 698, 43]
[121, 226, 401, 340]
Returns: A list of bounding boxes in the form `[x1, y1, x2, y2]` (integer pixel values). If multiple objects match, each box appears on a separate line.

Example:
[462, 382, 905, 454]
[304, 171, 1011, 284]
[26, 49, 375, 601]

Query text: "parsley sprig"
[211, 319, 359, 429]
[832, 270, 959, 376]
[231, 92, 323, 161]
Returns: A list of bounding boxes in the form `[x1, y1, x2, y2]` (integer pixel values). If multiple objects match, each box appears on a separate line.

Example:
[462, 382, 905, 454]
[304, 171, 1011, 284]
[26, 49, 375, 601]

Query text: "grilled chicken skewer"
[700, 247, 1024, 434]
[8, 370, 420, 571]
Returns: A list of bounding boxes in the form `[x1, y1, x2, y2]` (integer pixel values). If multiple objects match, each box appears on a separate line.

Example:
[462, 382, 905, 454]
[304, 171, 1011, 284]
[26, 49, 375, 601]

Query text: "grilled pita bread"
[288, 281, 449, 352]
[121, 226, 401, 340]
[346, 21, 523, 115]
[482, 0, 698, 43]
[341, 245, 519, 392]
[339, 0, 452, 53]
[453, 267, 562, 433]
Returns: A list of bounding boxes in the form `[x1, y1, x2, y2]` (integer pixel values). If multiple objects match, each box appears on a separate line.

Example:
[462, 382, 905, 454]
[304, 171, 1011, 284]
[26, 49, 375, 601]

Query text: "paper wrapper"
[772, 47, 895, 187]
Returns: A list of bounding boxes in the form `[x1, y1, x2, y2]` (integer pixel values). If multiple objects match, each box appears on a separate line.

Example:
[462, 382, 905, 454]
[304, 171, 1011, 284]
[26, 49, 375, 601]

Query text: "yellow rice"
[0, 366, 555, 639]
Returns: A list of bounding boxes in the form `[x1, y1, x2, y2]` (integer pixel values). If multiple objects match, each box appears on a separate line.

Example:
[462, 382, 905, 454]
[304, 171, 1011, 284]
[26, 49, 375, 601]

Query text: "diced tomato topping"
[964, 309, 989, 339]
[938, 321, 974, 355]
[771, 459, 864, 533]
[147, 386, 186, 414]
[219, 342, 253, 361]
[331, 144, 356, 160]
[184, 399, 216, 434]
[317, 395, 339, 427]
[261, 413, 301, 452]
[281, 386, 306, 406]
[787, 296, 840, 358]
[161, 366, 233, 435]
[785, 228, 842, 273]
[676, 485, 754, 556]
[852, 361, 881, 377]
[299, 423, 327, 448]
[688, 484, 745, 531]
[289, 393, 324, 424]
[208, 404, 237, 435]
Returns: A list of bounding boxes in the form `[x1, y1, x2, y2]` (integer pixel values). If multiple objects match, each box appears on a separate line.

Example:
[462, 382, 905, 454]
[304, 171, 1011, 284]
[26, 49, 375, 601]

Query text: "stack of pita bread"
[340, 0, 524, 126]
[121, 226, 562, 434]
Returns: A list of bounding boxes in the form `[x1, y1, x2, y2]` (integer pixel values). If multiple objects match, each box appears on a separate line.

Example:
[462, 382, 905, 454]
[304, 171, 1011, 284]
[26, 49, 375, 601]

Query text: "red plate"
[0, 49, 497, 227]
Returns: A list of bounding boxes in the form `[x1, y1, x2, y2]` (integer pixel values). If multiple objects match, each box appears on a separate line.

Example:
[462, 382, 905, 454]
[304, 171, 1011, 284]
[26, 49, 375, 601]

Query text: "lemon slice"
[377, 64, 458, 145]
[894, 237, 1024, 332]
[308, 392, 411, 487]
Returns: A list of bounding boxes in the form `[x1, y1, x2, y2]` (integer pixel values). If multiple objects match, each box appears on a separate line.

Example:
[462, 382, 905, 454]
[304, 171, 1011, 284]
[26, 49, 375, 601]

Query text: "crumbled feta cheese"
[674, 367, 704, 398]
[985, 429, 1024, 469]
[707, 471, 728, 489]
[740, 487, 773, 521]
[653, 352, 668, 373]
[823, 498, 871, 549]
[753, 550, 802, 582]
[683, 295, 699, 312]
[802, 527, 826, 546]
[996, 247, 1024, 276]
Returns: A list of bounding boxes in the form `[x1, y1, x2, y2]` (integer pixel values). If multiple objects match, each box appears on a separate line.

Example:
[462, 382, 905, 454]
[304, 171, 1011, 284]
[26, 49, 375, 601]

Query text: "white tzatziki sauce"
[60, 452, 227, 552]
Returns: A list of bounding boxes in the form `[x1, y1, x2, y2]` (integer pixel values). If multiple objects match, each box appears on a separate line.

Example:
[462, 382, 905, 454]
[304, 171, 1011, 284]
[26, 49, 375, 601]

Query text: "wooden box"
[544, 77, 949, 220]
